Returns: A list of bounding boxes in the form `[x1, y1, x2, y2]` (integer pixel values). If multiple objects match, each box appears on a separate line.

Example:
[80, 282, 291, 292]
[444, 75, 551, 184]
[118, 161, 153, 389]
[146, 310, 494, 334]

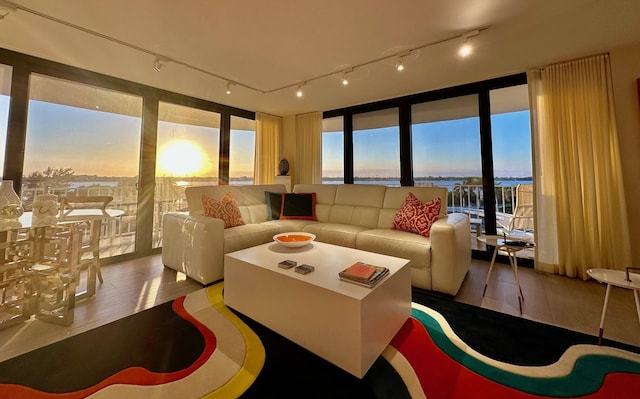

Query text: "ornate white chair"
[58, 196, 114, 293]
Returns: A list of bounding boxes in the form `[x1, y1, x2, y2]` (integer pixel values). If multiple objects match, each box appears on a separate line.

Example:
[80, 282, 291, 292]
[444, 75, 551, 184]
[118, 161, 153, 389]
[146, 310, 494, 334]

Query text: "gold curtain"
[295, 112, 322, 184]
[254, 112, 282, 184]
[527, 54, 631, 279]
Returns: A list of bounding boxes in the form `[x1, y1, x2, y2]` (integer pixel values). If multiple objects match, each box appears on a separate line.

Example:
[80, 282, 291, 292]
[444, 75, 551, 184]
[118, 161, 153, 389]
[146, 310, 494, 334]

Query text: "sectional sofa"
[162, 183, 471, 295]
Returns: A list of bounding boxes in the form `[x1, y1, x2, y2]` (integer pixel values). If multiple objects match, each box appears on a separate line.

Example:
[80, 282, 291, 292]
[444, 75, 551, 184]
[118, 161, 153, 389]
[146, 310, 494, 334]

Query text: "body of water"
[69, 181, 119, 188]
[322, 179, 532, 189]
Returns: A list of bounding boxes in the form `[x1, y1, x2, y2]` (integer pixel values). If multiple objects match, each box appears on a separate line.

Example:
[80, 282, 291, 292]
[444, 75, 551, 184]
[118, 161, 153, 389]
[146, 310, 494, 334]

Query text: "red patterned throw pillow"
[201, 192, 245, 228]
[391, 192, 441, 237]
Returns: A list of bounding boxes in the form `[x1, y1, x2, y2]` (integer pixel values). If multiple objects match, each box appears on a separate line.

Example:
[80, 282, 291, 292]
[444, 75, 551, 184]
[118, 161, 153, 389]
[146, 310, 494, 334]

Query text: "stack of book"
[339, 262, 389, 288]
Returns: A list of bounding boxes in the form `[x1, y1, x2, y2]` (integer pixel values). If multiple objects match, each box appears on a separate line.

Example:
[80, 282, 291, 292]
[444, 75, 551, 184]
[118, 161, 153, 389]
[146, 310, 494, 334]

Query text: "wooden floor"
[1, 254, 638, 363]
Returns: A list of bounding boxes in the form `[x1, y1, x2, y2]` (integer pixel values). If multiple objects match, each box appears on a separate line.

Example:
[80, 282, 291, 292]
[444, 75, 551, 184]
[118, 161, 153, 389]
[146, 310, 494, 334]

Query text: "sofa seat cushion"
[356, 229, 431, 270]
[302, 222, 367, 248]
[223, 223, 279, 254]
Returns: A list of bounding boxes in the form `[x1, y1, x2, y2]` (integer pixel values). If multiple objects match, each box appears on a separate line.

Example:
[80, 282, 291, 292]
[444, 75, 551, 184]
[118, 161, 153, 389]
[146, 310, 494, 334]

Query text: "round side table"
[586, 267, 640, 345]
[478, 235, 534, 314]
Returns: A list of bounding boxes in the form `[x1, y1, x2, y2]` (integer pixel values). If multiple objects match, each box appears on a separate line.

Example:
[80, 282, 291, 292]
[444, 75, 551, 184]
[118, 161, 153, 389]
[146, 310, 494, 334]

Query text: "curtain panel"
[255, 113, 282, 184]
[527, 54, 631, 279]
[295, 112, 322, 184]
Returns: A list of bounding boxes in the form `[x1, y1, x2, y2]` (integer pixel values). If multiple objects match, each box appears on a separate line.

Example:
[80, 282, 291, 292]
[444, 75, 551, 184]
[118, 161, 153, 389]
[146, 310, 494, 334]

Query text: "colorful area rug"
[1, 283, 639, 398]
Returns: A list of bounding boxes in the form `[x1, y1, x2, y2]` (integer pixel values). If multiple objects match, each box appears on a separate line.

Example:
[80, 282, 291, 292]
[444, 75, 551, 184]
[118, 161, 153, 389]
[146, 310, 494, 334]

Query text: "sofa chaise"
[162, 183, 471, 295]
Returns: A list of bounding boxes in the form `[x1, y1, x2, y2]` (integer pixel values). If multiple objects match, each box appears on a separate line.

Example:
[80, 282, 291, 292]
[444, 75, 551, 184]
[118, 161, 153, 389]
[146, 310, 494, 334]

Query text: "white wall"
[610, 43, 640, 265]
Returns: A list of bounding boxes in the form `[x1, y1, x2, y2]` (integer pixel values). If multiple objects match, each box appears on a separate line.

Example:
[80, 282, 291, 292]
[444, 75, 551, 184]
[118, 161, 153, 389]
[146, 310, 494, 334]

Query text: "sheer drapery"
[295, 112, 322, 184]
[527, 54, 631, 279]
[254, 112, 282, 184]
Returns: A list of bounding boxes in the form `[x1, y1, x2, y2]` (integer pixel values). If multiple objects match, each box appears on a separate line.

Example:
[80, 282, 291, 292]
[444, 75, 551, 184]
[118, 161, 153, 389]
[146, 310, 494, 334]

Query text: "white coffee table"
[224, 240, 411, 378]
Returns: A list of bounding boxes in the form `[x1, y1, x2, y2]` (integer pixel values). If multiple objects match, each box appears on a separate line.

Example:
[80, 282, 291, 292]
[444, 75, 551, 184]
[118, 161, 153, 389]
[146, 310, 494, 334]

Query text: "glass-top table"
[0, 209, 124, 231]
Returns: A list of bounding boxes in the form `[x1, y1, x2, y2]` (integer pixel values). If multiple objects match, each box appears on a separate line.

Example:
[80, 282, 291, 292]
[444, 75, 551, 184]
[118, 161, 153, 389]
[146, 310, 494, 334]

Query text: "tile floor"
[457, 258, 640, 347]
[0, 254, 638, 363]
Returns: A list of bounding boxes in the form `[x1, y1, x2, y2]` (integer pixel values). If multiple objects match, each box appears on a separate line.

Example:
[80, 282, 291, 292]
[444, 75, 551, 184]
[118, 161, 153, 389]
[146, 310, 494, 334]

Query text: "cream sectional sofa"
[162, 183, 471, 295]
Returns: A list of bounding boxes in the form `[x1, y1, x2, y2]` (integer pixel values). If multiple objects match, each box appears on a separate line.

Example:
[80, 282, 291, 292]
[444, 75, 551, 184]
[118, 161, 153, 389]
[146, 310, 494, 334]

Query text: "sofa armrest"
[429, 213, 471, 295]
[162, 212, 225, 284]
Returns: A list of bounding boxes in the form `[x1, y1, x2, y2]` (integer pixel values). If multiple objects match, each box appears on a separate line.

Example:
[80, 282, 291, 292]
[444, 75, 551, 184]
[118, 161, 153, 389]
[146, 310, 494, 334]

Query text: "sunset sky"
[14, 100, 255, 178]
[1, 96, 530, 182]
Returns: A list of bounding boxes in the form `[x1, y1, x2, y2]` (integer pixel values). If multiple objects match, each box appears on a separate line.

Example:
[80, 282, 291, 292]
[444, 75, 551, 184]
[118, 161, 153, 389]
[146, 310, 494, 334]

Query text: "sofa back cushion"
[294, 184, 385, 228]
[379, 186, 448, 228]
[186, 184, 286, 224]
[293, 184, 337, 222]
[292, 184, 448, 229]
[279, 193, 318, 220]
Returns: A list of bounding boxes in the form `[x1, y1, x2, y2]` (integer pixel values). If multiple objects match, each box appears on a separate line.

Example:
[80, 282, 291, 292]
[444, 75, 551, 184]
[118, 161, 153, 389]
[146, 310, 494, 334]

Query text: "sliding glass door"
[322, 116, 344, 184]
[23, 74, 142, 257]
[154, 101, 221, 248]
[0, 64, 10, 177]
[353, 109, 400, 186]
[489, 84, 533, 257]
[411, 95, 482, 190]
[229, 115, 256, 185]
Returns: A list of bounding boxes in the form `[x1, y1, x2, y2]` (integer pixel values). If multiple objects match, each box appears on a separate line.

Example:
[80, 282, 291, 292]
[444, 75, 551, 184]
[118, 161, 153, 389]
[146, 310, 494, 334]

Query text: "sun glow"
[158, 140, 204, 176]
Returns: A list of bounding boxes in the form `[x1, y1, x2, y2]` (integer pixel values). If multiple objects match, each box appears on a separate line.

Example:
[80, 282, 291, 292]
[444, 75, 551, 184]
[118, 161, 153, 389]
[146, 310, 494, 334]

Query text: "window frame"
[0, 47, 255, 263]
[323, 73, 529, 263]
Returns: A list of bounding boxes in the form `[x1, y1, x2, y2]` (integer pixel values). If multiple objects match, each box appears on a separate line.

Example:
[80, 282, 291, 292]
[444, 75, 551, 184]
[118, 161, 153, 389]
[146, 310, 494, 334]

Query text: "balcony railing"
[19, 181, 529, 258]
[449, 184, 522, 233]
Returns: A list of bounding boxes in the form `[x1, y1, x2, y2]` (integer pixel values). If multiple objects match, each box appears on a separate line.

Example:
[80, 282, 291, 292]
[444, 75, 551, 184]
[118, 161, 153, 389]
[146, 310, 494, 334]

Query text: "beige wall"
[610, 43, 640, 265]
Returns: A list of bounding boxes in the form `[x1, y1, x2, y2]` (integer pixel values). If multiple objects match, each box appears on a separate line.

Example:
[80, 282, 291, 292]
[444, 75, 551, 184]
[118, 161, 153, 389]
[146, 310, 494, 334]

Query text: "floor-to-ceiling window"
[229, 116, 256, 185]
[322, 116, 344, 184]
[154, 101, 221, 248]
[412, 95, 482, 193]
[322, 73, 530, 262]
[489, 84, 533, 257]
[353, 108, 400, 186]
[0, 64, 11, 177]
[1, 47, 256, 263]
[23, 74, 142, 257]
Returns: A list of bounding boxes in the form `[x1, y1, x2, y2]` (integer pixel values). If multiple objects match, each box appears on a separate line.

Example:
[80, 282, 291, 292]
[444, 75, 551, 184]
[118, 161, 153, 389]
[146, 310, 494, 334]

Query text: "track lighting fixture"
[0, 0, 17, 19]
[395, 50, 411, 71]
[458, 29, 480, 58]
[153, 56, 166, 72]
[341, 68, 353, 86]
[5, 2, 489, 97]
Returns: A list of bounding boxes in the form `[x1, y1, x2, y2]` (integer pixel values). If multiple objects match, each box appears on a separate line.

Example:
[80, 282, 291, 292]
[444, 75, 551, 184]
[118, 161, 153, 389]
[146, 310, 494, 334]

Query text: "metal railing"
[19, 181, 528, 257]
[449, 184, 521, 233]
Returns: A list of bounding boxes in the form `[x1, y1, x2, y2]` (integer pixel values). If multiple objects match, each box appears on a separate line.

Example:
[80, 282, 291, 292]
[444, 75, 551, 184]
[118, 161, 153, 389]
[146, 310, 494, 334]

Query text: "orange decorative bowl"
[273, 232, 316, 248]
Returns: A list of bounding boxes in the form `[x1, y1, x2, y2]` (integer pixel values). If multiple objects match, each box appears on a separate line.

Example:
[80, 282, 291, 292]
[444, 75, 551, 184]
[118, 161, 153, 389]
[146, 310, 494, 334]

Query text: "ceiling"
[0, 0, 639, 116]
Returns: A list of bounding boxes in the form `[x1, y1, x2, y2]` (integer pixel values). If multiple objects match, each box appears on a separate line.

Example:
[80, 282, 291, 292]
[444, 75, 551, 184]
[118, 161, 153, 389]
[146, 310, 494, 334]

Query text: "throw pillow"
[391, 193, 441, 237]
[265, 191, 284, 220]
[279, 193, 317, 220]
[201, 192, 245, 228]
